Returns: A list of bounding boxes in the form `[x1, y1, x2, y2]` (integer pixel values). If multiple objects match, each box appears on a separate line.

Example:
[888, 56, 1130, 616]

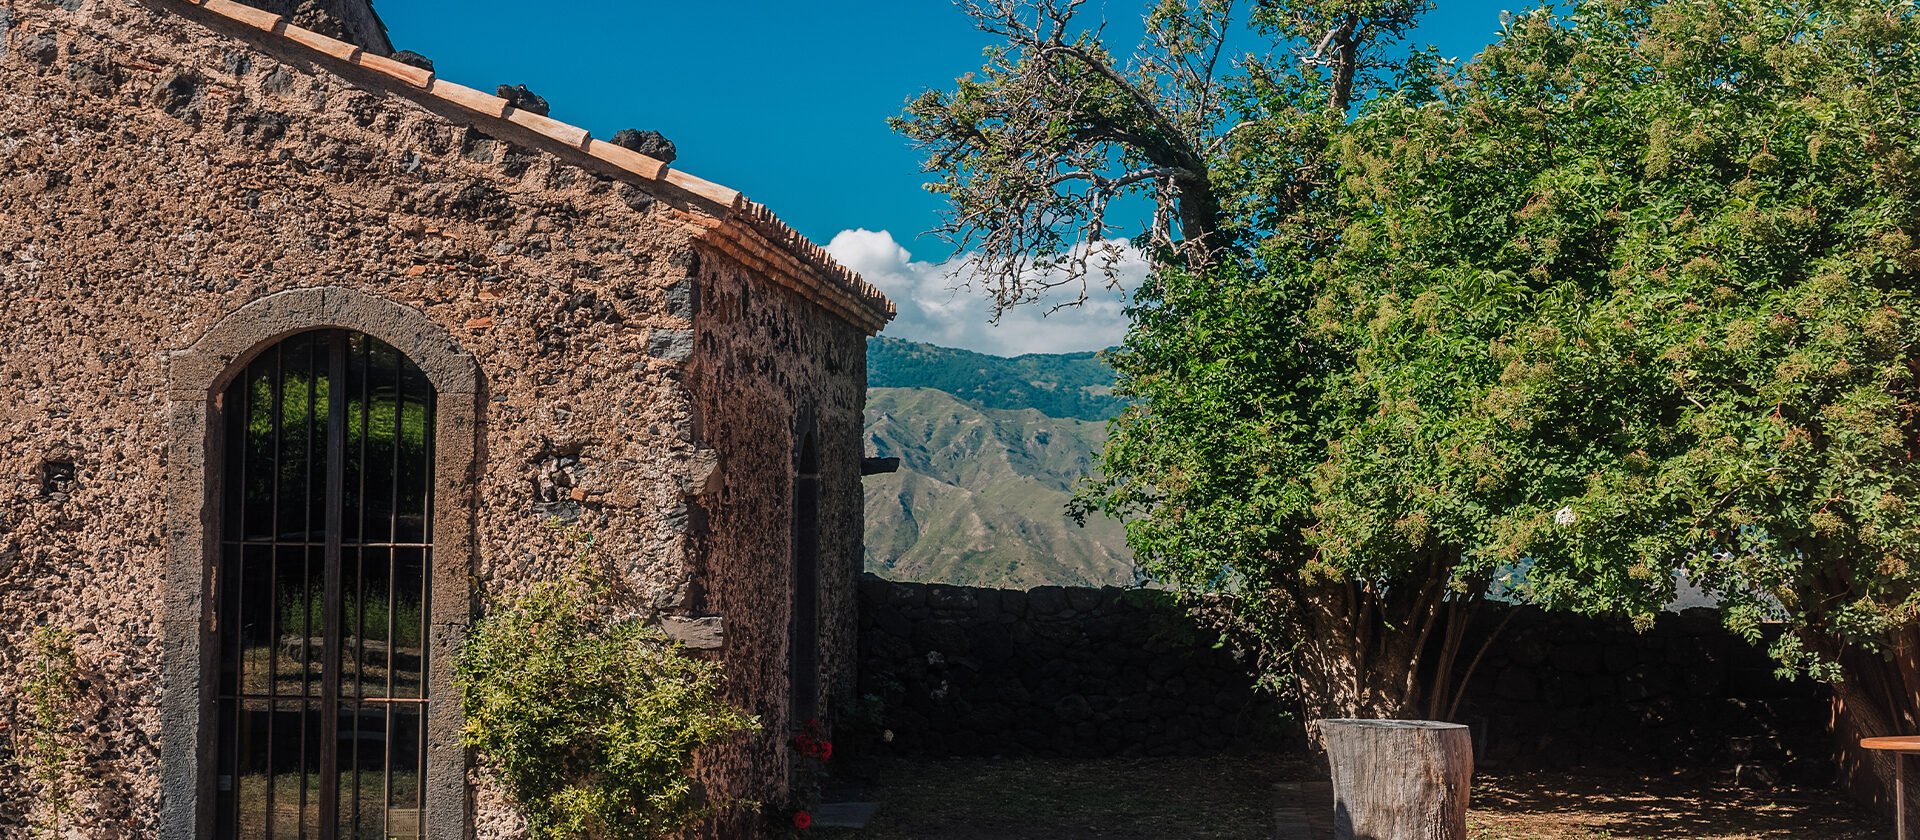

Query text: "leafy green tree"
[905, 0, 1503, 726]
[912, 0, 1920, 795]
[1192, 0, 1920, 797]
[1327, 0, 1920, 797]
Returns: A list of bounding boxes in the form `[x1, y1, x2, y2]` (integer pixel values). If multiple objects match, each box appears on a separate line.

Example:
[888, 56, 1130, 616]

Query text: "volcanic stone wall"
[687, 240, 872, 804]
[856, 576, 1294, 757]
[860, 577, 1832, 781]
[1454, 604, 1832, 784]
[0, 0, 869, 835]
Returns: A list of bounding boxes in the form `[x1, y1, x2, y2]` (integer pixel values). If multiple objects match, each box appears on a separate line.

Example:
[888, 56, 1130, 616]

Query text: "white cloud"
[826, 229, 1144, 357]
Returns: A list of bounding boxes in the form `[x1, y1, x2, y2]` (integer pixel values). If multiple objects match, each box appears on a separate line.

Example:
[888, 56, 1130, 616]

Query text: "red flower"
[816, 740, 833, 761]
[792, 810, 813, 830]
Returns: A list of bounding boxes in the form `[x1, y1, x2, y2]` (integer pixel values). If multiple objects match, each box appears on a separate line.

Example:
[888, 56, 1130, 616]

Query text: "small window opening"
[40, 460, 75, 500]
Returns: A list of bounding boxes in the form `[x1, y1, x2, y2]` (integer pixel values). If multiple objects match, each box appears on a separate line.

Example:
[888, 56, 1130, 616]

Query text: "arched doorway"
[212, 329, 435, 840]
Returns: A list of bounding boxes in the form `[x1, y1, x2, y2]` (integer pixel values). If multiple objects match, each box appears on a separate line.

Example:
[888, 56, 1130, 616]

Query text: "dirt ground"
[1466, 770, 1881, 839]
[814, 753, 1884, 839]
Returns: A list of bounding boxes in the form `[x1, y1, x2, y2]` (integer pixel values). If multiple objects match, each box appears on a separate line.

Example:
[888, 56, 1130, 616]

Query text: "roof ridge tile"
[282, 22, 362, 62]
[504, 106, 588, 150]
[585, 137, 666, 180]
[200, 0, 280, 32]
[426, 78, 509, 119]
[352, 50, 432, 88]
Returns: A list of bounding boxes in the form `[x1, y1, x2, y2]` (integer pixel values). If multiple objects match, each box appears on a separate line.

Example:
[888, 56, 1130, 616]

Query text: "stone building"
[0, 0, 893, 836]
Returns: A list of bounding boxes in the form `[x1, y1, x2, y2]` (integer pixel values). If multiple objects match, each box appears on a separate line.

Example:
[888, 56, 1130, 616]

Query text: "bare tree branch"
[899, 0, 1428, 318]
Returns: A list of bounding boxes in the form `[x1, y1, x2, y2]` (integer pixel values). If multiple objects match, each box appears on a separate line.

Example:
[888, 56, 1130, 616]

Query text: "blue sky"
[378, 1, 1517, 354]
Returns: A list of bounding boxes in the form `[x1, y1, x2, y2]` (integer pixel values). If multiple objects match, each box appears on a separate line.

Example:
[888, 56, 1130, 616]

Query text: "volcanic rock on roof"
[611, 129, 677, 165]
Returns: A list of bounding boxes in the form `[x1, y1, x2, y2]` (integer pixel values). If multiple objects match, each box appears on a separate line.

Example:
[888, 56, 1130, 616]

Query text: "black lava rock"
[610, 128, 678, 164]
[390, 50, 434, 72]
[495, 84, 550, 116]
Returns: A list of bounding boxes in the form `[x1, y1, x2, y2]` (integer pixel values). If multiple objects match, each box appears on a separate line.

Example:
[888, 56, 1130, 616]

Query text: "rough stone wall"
[0, 0, 840, 835]
[686, 243, 870, 831]
[860, 578, 1833, 782]
[1453, 605, 1832, 784]
[857, 577, 1294, 758]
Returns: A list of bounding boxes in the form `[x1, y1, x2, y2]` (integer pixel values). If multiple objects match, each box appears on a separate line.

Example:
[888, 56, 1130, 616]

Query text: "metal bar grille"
[214, 329, 435, 840]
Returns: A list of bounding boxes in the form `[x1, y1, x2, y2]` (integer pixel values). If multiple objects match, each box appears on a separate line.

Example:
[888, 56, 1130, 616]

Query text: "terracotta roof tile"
[351, 50, 432, 88]
[281, 23, 361, 62]
[426, 79, 509, 119]
[504, 107, 589, 150]
[200, 0, 280, 32]
[661, 168, 740, 209]
[159, 0, 893, 332]
[585, 137, 666, 180]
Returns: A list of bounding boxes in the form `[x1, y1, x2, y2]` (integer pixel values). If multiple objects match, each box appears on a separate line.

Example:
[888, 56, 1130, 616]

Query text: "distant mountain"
[867, 336, 1126, 422]
[864, 387, 1136, 588]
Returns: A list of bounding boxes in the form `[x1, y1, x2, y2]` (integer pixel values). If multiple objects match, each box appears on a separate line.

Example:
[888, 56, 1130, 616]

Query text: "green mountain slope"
[867, 336, 1125, 421]
[864, 386, 1136, 588]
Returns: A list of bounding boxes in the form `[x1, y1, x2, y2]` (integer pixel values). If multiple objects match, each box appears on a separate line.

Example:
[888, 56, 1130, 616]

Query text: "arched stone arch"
[160, 286, 478, 840]
[168, 286, 479, 399]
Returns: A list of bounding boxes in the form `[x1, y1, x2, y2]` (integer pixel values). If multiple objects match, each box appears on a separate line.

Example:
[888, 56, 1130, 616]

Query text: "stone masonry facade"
[0, 0, 891, 836]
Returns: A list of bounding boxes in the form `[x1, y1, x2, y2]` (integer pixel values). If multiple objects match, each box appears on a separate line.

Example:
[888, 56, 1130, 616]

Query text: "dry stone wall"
[1454, 604, 1832, 785]
[859, 578, 1832, 783]
[856, 576, 1294, 757]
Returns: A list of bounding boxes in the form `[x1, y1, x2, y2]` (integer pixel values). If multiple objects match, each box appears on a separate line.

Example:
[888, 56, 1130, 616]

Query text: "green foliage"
[1083, 0, 1920, 716]
[867, 336, 1126, 421]
[16, 626, 79, 836]
[279, 586, 423, 648]
[918, 0, 1920, 726]
[1319, 0, 1920, 666]
[456, 532, 759, 839]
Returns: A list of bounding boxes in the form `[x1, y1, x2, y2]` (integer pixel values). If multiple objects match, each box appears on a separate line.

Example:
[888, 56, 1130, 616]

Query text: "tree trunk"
[1293, 577, 1494, 737]
[1294, 583, 1418, 740]
[1318, 719, 1472, 840]
[1832, 628, 1920, 820]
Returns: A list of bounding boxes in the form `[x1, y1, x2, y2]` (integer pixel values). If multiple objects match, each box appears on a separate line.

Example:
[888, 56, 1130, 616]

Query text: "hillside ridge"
[866, 336, 1125, 422]
[864, 386, 1135, 588]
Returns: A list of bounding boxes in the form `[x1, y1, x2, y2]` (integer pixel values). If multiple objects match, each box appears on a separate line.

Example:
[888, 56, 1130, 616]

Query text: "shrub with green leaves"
[457, 552, 758, 840]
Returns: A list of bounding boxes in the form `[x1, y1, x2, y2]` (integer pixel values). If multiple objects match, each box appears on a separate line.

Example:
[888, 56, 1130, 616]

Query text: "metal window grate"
[213, 330, 434, 840]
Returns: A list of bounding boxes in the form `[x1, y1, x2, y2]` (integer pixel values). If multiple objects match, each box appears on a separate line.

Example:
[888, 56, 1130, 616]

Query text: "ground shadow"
[1470, 770, 1883, 839]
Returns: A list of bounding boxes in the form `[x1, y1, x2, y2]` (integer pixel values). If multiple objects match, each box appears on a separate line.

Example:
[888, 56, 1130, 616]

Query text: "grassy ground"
[816, 754, 1884, 840]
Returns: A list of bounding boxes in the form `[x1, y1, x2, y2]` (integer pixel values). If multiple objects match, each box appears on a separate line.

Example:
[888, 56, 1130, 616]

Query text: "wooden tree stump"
[1317, 719, 1472, 840]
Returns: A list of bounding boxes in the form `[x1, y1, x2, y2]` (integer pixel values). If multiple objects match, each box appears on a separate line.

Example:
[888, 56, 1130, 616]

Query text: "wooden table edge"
[1862, 737, 1920, 752]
